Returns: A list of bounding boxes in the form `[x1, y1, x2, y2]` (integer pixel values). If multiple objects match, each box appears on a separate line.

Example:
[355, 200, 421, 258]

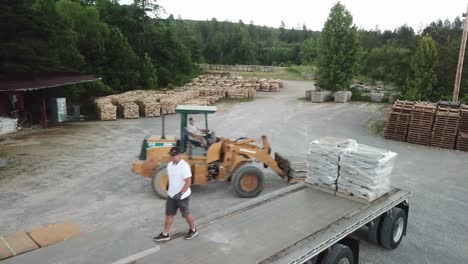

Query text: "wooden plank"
[27, 221, 82, 248]
[0, 232, 39, 260]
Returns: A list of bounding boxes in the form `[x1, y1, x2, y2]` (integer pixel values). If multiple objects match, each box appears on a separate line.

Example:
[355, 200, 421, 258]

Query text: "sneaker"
[184, 229, 198, 240]
[153, 232, 170, 242]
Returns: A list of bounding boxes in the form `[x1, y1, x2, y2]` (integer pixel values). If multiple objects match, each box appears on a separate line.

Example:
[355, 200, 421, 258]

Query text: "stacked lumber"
[117, 102, 139, 119]
[306, 137, 357, 190]
[457, 104, 468, 151]
[338, 144, 397, 202]
[310, 91, 332, 103]
[384, 100, 415, 141]
[431, 106, 460, 148]
[0, 117, 17, 134]
[334, 91, 352, 103]
[407, 102, 436, 145]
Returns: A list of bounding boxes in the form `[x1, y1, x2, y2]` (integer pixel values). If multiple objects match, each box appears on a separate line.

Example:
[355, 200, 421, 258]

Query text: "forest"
[1, 0, 467, 102]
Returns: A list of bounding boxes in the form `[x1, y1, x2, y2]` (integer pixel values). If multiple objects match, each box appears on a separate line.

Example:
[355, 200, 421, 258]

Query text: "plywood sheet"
[27, 221, 82, 247]
[0, 232, 39, 260]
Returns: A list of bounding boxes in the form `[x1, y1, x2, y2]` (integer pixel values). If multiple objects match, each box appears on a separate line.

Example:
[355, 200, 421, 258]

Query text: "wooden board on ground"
[0, 232, 39, 260]
[27, 221, 82, 248]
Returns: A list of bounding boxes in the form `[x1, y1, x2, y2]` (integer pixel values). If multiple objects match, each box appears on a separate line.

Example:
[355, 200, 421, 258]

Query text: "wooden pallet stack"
[407, 102, 436, 146]
[457, 104, 468, 151]
[384, 100, 415, 141]
[431, 105, 460, 148]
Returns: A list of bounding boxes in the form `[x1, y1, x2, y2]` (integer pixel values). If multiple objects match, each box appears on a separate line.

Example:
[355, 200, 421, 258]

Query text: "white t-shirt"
[187, 123, 200, 140]
[167, 159, 192, 199]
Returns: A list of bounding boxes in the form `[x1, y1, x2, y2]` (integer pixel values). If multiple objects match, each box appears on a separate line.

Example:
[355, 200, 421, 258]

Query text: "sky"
[120, 0, 468, 31]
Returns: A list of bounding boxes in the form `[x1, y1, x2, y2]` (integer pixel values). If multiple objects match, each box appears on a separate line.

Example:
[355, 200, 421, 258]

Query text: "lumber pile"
[407, 102, 436, 146]
[334, 91, 352, 103]
[430, 106, 460, 148]
[310, 91, 332, 103]
[457, 104, 468, 151]
[0, 117, 17, 134]
[384, 100, 415, 141]
[306, 137, 357, 189]
[338, 144, 396, 202]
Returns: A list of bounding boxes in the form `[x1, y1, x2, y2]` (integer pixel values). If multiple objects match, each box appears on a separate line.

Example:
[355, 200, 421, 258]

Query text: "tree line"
[1, 0, 468, 102]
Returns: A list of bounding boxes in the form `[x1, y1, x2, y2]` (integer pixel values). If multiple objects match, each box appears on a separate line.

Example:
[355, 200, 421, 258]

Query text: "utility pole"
[453, 3, 468, 102]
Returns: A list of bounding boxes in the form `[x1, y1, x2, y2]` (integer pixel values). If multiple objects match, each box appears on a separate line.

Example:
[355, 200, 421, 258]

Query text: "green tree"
[299, 38, 316, 64]
[404, 35, 439, 100]
[315, 2, 360, 91]
[141, 53, 158, 89]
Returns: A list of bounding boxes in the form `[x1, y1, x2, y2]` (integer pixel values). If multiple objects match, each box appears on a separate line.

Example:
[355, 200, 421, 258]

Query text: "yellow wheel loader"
[132, 105, 292, 198]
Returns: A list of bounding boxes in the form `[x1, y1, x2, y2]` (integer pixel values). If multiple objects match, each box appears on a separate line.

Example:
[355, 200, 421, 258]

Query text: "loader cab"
[175, 105, 217, 153]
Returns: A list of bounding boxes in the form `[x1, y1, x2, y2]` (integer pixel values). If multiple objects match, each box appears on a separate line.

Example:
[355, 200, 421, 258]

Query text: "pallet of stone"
[371, 92, 384, 102]
[289, 161, 307, 180]
[136, 100, 161, 117]
[117, 102, 139, 119]
[95, 102, 117, 121]
[159, 97, 177, 114]
[457, 131, 468, 151]
[334, 91, 352, 103]
[270, 83, 280, 92]
[247, 87, 256, 98]
[310, 91, 332, 103]
[305, 90, 313, 101]
[407, 102, 436, 145]
[227, 88, 249, 98]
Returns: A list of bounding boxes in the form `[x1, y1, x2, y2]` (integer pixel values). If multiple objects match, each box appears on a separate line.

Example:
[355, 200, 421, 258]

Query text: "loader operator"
[187, 117, 208, 147]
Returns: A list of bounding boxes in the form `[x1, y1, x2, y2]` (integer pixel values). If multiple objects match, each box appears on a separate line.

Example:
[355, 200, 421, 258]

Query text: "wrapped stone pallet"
[95, 101, 117, 121]
[310, 91, 332, 103]
[338, 144, 397, 202]
[334, 91, 352, 103]
[306, 137, 357, 189]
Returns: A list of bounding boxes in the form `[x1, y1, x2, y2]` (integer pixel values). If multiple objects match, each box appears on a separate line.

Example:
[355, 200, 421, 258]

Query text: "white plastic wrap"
[305, 137, 357, 187]
[337, 144, 397, 201]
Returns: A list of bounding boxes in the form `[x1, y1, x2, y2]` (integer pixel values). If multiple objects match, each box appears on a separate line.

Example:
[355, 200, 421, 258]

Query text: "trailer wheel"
[231, 164, 265, 198]
[321, 244, 354, 264]
[379, 207, 407, 249]
[152, 165, 168, 199]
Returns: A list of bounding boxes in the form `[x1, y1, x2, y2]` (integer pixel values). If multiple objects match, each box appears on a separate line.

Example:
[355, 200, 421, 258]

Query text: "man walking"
[153, 147, 198, 241]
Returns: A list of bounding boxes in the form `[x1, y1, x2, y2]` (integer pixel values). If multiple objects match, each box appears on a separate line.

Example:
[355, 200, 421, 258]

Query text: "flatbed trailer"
[135, 183, 411, 264]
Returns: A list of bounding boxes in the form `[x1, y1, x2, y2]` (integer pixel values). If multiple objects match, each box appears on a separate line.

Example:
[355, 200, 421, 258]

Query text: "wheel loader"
[132, 105, 293, 198]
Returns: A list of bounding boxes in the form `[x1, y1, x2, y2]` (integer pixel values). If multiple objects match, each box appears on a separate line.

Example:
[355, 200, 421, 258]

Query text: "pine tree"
[405, 35, 438, 100]
[141, 53, 158, 89]
[315, 2, 360, 91]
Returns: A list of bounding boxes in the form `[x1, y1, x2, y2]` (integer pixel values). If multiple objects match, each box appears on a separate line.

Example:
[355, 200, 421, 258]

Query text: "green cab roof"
[175, 105, 217, 114]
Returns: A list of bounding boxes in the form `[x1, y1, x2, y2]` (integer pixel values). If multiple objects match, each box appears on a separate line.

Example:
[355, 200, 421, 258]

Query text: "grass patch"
[215, 97, 255, 104]
[236, 65, 315, 81]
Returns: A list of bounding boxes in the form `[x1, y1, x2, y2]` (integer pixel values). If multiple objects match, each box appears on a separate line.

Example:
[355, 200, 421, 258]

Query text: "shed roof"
[0, 73, 101, 92]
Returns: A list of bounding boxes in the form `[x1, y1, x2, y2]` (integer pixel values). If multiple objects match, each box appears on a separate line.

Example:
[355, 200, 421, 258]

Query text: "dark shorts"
[166, 196, 191, 217]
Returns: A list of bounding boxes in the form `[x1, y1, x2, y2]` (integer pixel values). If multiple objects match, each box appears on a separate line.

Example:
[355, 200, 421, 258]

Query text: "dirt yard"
[1, 80, 467, 263]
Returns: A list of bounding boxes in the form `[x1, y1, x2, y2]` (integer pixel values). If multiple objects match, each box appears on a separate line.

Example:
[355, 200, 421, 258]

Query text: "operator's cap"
[168, 147, 180, 156]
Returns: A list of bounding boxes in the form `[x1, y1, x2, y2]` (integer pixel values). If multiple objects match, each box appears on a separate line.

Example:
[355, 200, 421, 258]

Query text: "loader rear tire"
[232, 164, 264, 198]
[152, 165, 168, 199]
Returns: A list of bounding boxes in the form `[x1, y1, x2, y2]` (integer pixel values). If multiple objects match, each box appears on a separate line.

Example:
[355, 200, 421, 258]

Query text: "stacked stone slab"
[371, 92, 384, 102]
[94, 97, 117, 121]
[306, 137, 357, 189]
[136, 99, 161, 117]
[334, 91, 352, 103]
[338, 144, 396, 202]
[117, 102, 139, 119]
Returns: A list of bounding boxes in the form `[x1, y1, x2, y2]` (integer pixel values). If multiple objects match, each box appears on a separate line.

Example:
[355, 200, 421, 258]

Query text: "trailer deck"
[137, 184, 411, 264]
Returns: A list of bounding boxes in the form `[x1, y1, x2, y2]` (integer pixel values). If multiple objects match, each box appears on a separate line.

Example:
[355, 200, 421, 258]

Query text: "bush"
[350, 87, 371, 101]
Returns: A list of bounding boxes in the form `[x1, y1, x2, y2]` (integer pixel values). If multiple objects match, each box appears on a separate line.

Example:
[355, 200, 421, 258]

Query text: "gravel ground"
[1, 80, 467, 263]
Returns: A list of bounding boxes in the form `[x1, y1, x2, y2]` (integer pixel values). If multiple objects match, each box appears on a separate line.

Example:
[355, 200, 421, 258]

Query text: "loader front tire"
[152, 165, 168, 199]
[232, 164, 264, 198]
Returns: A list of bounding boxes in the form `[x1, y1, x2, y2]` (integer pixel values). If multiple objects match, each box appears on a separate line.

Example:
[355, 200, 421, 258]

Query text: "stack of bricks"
[384, 100, 415, 141]
[457, 104, 468, 151]
[431, 104, 460, 149]
[407, 102, 436, 146]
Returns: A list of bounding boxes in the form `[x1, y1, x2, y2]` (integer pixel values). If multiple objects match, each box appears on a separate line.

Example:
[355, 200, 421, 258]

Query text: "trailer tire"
[152, 165, 168, 199]
[231, 164, 264, 198]
[321, 244, 354, 264]
[380, 207, 407, 249]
